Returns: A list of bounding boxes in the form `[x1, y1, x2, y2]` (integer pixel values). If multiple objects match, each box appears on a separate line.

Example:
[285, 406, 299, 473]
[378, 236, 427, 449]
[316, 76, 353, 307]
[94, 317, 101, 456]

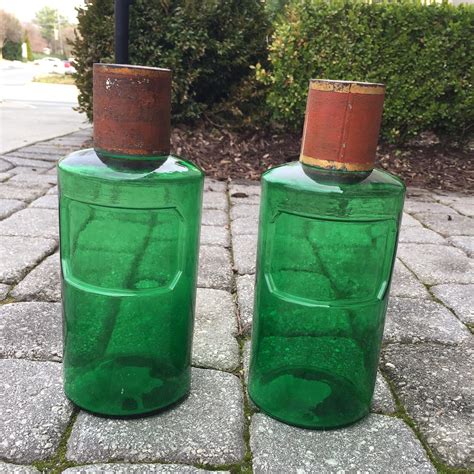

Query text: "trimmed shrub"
[257, 0, 474, 143]
[72, 0, 269, 122]
[2, 40, 22, 60]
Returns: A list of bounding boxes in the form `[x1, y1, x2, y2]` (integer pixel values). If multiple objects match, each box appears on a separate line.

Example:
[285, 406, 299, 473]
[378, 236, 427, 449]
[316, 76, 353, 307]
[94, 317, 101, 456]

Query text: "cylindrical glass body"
[58, 149, 203, 416]
[248, 162, 405, 428]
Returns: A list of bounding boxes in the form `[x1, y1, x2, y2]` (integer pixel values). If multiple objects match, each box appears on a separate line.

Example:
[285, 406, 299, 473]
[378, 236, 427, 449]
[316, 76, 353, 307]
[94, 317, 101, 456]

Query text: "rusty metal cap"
[300, 79, 385, 172]
[93, 63, 171, 157]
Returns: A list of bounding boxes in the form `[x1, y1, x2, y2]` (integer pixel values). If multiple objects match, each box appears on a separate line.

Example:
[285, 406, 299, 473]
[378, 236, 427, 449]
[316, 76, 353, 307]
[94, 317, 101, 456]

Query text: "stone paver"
[0, 302, 62, 361]
[398, 225, 445, 244]
[401, 213, 422, 227]
[236, 274, 255, 334]
[231, 216, 258, 236]
[232, 234, 257, 275]
[0, 198, 25, 220]
[47, 185, 58, 195]
[9, 173, 57, 187]
[200, 225, 230, 247]
[202, 191, 228, 210]
[384, 297, 470, 345]
[404, 200, 458, 215]
[383, 342, 473, 468]
[0, 283, 9, 300]
[230, 203, 260, 221]
[203, 179, 226, 193]
[64, 465, 219, 473]
[250, 413, 435, 473]
[0, 158, 13, 172]
[431, 284, 474, 324]
[390, 259, 431, 299]
[397, 243, 474, 285]
[29, 194, 59, 209]
[0, 463, 39, 473]
[435, 195, 474, 217]
[0, 171, 14, 181]
[0, 184, 45, 202]
[201, 209, 228, 226]
[229, 183, 260, 197]
[198, 246, 232, 290]
[405, 188, 436, 202]
[2, 155, 53, 169]
[0, 359, 73, 463]
[414, 212, 474, 236]
[448, 235, 474, 257]
[0, 236, 56, 284]
[0, 208, 58, 240]
[10, 253, 61, 302]
[67, 368, 245, 466]
[193, 288, 239, 371]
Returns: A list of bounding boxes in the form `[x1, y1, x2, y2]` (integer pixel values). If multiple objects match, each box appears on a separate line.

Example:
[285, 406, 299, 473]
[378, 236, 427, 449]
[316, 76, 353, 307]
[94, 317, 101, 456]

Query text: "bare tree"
[0, 9, 22, 47]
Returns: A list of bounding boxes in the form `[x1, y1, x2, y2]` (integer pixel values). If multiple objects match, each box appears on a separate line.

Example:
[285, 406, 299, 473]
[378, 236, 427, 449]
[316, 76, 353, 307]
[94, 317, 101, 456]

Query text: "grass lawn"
[33, 74, 75, 85]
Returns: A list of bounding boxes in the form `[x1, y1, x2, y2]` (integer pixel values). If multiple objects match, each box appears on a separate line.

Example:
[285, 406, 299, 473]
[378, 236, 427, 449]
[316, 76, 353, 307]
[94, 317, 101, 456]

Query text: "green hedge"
[2, 40, 22, 61]
[72, 0, 268, 122]
[257, 0, 474, 143]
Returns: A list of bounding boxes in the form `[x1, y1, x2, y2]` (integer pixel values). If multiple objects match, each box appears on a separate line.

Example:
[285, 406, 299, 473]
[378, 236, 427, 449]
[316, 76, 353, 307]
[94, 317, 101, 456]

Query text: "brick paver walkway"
[0, 130, 472, 473]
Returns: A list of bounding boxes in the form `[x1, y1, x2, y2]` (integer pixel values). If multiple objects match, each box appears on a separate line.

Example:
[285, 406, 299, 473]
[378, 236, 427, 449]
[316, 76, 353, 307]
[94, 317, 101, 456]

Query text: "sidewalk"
[0, 131, 472, 473]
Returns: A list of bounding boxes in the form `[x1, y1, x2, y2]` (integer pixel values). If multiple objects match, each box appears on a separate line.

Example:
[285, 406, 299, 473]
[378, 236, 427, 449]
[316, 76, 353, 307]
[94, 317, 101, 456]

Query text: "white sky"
[0, 0, 85, 24]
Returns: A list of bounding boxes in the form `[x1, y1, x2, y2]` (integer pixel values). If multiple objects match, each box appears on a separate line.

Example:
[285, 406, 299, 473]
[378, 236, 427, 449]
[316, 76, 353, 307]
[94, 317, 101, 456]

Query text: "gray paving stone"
[199, 225, 230, 247]
[2, 155, 54, 169]
[201, 209, 228, 226]
[0, 302, 62, 361]
[0, 359, 73, 463]
[383, 342, 473, 468]
[448, 235, 474, 257]
[193, 288, 239, 371]
[46, 185, 58, 195]
[414, 213, 474, 236]
[230, 216, 258, 236]
[0, 208, 58, 240]
[398, 225, 445, 244]
[67, 368, 245, 465]
[6, 150, 62, 162]
[401, 213, 422, 228]
[405, 187, 436, 202]
[232, 234, 257, 275]
[0, 184, 45, 202]
[397, 243, 474, 285]
[64, 465, 217, 473]
[236, 274, 255, 334]
[250, 413, 435, 473]
[242, 341, 396, 415]
[230, 203, 260, 221]
[8, 166, 48, 176]
[0, 236, 57, 284]
[203, 179, 226, 193]
[198, 246, 232, 290]
[0, 199, 25, 220]
[9, 173, 57, 187]
[384, 297, 469, 345]
[404, 200, 458, 215]
[431, 284, 474, 324]
[390, 259, 430, 299]
[449, 200, 474, 217]
[0, 463, 39, 473]
[0, 171, 14, 181]
[229, 183, 261, 197]
[0, 158, 13, 172]
[202, 191, 228, 210]
[29, 194, 59, 209]
[0, 283, 9, 300]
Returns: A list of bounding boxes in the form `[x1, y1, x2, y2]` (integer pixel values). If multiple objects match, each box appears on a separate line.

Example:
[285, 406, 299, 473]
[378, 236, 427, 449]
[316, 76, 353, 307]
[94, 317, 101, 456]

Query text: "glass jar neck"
[301, 162, 372, 184]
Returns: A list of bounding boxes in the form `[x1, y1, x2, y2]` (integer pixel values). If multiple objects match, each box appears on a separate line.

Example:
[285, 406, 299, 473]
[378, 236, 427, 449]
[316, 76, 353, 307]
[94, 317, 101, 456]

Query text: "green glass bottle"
[248, 80, 405, 429]
[58, 64, 204, 416]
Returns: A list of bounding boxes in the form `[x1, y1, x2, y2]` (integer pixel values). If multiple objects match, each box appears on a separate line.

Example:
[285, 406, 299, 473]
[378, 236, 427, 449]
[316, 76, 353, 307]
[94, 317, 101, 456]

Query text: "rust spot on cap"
[300, 79, 385, 172]
[93, 63, 172, 157]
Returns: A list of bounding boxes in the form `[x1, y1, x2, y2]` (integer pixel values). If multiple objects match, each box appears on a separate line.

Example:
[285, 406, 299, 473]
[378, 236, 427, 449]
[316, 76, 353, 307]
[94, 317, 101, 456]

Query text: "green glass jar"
[58, 64, 204, 416]
[248, 80, 405, 429]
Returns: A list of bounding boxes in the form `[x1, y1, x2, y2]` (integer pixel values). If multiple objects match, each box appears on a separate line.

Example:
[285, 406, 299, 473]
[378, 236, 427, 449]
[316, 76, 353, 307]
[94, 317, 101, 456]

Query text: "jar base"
[248, 367, 370, 429]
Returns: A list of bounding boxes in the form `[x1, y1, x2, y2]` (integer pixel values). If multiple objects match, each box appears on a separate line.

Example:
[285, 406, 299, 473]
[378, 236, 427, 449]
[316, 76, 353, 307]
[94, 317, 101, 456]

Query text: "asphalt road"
[0, 61, 89, 153]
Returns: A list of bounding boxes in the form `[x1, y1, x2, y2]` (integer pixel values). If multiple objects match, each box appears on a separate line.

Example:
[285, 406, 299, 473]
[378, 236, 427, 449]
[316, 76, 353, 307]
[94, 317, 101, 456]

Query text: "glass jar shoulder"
[262, 161, 405, 196]
[58, 148, 204, 183]
[261, 162, 405, 220]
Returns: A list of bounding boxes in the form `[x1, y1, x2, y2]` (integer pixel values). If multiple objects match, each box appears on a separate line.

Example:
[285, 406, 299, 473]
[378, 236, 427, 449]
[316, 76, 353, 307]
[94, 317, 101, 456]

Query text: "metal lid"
[93, 63, 172, 157]
[300, 79, 385, 172]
